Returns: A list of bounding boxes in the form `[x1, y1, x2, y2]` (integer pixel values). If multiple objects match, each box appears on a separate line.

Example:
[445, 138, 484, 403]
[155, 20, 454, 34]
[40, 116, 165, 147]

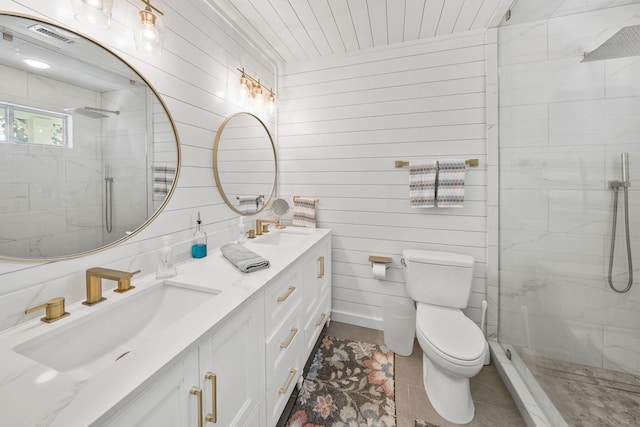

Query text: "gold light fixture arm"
[139, 0, 164, 15]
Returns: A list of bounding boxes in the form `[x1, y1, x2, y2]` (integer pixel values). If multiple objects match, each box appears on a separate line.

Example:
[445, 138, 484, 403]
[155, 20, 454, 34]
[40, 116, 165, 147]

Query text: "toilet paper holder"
[368, 255, 392, 270]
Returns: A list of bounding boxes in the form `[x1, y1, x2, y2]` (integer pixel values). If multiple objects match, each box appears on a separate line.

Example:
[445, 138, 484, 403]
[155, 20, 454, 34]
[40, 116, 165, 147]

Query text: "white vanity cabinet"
[104, 296, 263, 427]
[91, 230, 332, 427]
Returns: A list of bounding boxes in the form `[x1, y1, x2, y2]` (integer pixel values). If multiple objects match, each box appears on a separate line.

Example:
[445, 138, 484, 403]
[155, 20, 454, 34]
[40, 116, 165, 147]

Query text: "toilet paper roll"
[372, 262, 386, 280]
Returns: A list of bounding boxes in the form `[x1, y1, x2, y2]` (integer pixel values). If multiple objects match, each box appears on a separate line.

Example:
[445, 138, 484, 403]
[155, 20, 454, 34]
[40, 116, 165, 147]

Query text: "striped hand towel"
[409, 160, 437, 208]
[152, 165, 176, 200]
[292, 196, 317, 228]
[237, 196, 259, 213]
[436, 159, 466, 208]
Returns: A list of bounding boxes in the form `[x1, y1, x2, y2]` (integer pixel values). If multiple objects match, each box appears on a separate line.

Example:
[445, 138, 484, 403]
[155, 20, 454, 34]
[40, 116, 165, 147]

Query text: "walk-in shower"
[497, 2, 640, 426]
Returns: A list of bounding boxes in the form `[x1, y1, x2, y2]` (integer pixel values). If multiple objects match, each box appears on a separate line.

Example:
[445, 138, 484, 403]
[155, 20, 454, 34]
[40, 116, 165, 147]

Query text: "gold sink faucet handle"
[255, 219, 277, 236]
[25, 297, 69, 323]
[84, 268, 142, 305]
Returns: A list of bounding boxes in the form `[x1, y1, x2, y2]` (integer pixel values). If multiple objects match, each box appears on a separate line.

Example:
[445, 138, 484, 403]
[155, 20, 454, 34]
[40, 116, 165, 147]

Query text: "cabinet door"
[198, 297, 264, 427]
[302, 237, 331, 317]
[105, 349, 199, 427]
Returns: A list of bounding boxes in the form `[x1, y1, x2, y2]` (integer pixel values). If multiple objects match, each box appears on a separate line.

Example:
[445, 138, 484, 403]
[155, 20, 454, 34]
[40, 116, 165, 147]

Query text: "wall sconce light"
[134, 0, 164, 53]
[71, 0, 114, 30]
[237, 68, 276, 111]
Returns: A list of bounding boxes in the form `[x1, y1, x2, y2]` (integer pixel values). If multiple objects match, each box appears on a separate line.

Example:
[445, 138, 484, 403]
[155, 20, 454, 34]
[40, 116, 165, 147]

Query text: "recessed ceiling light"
[23, 59, 50, 69]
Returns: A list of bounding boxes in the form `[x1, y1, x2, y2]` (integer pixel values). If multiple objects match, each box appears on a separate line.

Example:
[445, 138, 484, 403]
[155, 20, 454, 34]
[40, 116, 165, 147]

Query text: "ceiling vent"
[28, 24, 76, 44]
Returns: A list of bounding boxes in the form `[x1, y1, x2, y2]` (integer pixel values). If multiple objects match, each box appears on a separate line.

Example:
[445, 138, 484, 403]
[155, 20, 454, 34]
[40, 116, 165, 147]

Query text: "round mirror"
[271, 198, 290, 217]
[0, 13, 180, 260]
[213, 112, 276, 215]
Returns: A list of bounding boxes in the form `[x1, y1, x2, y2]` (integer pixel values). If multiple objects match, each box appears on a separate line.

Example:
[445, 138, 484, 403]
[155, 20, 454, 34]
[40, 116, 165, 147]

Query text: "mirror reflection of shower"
[607, 152, 633, 293]
[104, 163, 113, 234]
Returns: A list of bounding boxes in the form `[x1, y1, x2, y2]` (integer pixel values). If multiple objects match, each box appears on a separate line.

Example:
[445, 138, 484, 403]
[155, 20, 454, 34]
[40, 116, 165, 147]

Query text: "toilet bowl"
[402, 249, 488, 424]
[415, 303, 487, 424]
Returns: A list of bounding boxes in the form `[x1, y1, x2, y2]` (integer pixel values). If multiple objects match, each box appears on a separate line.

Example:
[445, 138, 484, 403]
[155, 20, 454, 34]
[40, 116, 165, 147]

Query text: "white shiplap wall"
[278, 31, 489, 329]
[0, 0, 275, 330]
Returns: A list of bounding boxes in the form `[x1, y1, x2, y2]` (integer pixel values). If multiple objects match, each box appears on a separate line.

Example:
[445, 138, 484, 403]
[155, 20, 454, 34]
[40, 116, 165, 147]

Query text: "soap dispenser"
[237, 216, 247, 244]
[156, 235, 177, 279]
[192, 212, 207, 258]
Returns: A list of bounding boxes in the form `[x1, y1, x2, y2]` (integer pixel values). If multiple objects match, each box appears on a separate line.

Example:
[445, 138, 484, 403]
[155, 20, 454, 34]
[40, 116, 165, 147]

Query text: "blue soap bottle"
[191, 212, 207, 258]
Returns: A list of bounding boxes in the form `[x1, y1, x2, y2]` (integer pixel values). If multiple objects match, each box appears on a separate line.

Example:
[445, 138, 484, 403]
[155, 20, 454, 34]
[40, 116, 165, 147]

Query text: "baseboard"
[330, 309, 382, 330]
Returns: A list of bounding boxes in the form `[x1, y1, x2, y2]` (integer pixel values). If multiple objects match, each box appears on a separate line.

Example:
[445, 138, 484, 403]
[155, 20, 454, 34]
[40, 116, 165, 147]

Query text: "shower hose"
[105, 175, 113, 234]
[608, 185, 633, 293]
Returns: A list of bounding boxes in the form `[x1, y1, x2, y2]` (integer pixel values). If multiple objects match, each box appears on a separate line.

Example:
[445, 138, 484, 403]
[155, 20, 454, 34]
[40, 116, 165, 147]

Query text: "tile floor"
[523, 354, 640, 427]
[323, 321, 526, 427]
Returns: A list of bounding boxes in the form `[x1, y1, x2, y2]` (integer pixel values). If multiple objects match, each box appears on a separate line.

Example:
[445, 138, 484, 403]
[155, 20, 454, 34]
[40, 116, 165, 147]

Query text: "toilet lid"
[416, 304, 486, 362]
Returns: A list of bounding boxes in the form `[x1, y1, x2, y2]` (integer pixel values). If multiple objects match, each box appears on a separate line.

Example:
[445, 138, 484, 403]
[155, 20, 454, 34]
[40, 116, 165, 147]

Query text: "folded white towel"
[293, 196, 317, 228]
[220, 243, 270, 273]
[409, 160, 437, 208]
[436, 159, 466, 208]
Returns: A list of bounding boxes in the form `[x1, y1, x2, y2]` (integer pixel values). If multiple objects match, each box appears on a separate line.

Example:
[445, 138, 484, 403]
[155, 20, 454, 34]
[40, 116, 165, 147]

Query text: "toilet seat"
[416, 304, 485, 366]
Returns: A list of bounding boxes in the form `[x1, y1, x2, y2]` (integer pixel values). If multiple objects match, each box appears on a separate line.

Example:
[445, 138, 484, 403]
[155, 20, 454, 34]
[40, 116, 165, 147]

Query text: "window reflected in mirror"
[1, 102, 70, 146]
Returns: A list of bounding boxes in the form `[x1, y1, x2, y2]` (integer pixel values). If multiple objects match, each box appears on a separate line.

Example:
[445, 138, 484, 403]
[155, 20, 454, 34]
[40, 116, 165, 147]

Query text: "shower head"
[64, 107, 120, 119]
[582, 25, 640, 62]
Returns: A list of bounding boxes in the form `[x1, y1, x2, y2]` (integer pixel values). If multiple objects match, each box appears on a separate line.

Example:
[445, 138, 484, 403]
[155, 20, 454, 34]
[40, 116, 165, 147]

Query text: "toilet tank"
[402, 250, 474, 308]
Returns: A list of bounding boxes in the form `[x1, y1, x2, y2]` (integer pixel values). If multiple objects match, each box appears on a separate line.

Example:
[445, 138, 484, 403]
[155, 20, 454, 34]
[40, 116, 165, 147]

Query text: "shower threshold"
[490, 341, 568, 427]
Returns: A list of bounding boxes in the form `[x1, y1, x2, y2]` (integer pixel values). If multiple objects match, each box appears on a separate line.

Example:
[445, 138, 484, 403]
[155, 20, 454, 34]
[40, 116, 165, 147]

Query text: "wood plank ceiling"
[206, 0, 511, 64]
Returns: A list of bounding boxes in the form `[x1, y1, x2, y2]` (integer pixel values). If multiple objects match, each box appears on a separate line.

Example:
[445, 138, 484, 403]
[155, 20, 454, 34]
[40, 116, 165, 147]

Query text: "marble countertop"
[0, 228, 330, 427]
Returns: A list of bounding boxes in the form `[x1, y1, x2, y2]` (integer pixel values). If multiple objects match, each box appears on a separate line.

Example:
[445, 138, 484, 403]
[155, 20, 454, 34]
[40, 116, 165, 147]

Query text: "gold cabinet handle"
[277, 286, 296, 302]
[280, 327, 299, 349]
[315, 312, 326, 327]
[190, 386, 203, 427]
[279, 368, 297, 394]
[205, 372, 217, 423]
[317, 256, 325, 278]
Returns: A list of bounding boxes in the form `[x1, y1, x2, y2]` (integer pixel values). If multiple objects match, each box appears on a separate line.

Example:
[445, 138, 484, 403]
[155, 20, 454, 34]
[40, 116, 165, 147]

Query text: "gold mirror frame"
[0, 12, 181, 262]
[213, 112, 277, 215]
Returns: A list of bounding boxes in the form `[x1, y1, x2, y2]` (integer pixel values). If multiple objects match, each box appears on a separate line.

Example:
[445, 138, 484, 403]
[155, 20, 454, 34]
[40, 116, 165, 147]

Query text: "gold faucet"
[25, 297, 69, 323]
[83, 267, 141, 306]
[255, 219, 277, 236]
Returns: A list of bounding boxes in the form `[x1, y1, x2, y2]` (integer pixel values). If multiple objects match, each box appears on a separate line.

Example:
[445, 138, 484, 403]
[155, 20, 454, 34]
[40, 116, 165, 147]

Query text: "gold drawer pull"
[315, 312, 326, 327]
[277, 286, 296, 302]
[279, 368, 297, 394]
[280, 327, 299, 348]
[190, 386, 203, 427]
[205, 372, 217, 423]
[317, 256, 325, 278]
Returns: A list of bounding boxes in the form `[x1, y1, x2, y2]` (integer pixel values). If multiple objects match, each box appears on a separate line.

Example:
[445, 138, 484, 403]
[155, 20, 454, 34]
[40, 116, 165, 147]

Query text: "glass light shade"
[71, 0, 114, 30]
[134, 8, 164, 53]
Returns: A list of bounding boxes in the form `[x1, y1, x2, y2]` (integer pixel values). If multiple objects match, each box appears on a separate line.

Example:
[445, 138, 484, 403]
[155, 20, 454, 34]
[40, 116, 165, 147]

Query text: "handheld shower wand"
[608, 153, 633, 293]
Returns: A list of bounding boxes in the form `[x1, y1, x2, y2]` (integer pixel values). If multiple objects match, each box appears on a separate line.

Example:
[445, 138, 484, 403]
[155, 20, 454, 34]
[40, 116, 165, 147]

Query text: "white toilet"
[402, 249, 487, 424]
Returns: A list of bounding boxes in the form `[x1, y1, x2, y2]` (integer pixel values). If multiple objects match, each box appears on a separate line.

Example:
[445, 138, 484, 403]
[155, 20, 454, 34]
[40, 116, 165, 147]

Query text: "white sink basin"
[252, 229, 312, 246]
[13, 281, 219, 380]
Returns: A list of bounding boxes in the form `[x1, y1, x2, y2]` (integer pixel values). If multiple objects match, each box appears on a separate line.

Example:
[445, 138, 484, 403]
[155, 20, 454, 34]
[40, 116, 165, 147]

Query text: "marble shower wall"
[0, 66, 150, 256]
[0, 66, 104, 257]
[498, 3, 640, 375]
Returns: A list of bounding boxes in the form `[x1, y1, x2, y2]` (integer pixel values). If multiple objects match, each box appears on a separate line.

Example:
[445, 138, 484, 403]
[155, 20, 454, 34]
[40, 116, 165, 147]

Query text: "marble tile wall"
[0, 67, 103, 258]
[498, 3, 640, 376]
[0, 70, 150, 256]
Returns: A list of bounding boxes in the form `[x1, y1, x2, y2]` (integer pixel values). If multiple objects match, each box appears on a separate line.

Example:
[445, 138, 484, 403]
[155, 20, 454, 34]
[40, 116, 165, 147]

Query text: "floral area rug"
[285, 335, 396, 427]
